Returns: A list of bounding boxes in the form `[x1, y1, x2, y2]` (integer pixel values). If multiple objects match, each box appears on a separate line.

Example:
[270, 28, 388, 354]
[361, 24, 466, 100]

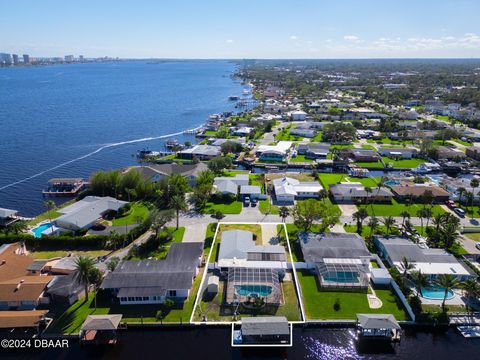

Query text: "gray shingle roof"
[241, 316, 290, 336]
[298, 232, 371, 262]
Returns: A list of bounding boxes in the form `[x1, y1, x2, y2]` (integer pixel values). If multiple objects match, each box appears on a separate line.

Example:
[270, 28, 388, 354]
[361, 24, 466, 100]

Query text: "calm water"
[0, 61, 243, 216]
[2, 327, 479, 359]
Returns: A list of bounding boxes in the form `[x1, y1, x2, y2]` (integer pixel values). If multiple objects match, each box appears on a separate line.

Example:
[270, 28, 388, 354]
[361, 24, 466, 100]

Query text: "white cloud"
[344, 35, 359, 41]
[290, 35, 298, 40]
[226, 39, 234, 43]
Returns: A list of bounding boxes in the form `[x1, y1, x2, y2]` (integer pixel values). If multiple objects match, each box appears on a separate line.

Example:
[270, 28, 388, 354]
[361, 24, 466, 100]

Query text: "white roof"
[257, 141, 292, 154]
[217, 258, 287, 269]
[0, 208, 17, 218]
[273, 177, 322, 197]
[397, 262, 472, 276]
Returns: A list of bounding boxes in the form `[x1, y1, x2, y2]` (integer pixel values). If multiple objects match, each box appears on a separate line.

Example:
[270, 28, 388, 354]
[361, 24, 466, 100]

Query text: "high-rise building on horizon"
[23, 54, 30, 64]
[12, 54, 19, 65]
[64, 55, 74, 62]
[0, 53, 12, 65]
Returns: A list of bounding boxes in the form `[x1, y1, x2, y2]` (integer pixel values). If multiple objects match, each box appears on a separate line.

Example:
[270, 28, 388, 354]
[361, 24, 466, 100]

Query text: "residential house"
[101, 242, 203, 305]
[289, 128, 316, 138]
[178, 145, 221, 160]
[346, 149, 380, 162]
[435, 146, 466, 160]
[233, 127, 253, 137]
[437, 175, 480, 203]
[45, 271, 84, 305]
[329, 183, 393, 203]
[291, 110, 307, 121]
[214, 174, 249, 196]
[377, 147, 417, 159]
[131, 163, 209, 186]
[256, 141, 293, 162]
[0, 243, 53, 310]
[375, 236, 476, 282]
[217, 230, 286, 306]
[55, 196, 129, 232]
[239, 185, 263, 200]
[298, 232, 372, 290]
[297, 143, 331, 159]
[390, 184, 451, 202]
[273, 177, 323, 203]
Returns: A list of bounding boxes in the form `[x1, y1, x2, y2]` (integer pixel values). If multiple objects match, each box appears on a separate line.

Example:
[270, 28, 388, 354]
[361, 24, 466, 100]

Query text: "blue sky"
[1, 0, 479, 58]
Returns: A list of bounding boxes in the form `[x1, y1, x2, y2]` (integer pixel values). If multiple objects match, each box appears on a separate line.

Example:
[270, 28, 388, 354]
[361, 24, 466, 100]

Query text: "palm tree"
[424, 207, 433, 229]
[75, 256, 96, 301]
[170, 195, 187, 229]
[399, 257, 414, 276]
[410, 270, 430, 295]
[367, 216, 379, 236]
[435, 274, 459, 311]
[279, 206, 290, 223]
[457, 187, 466, 205]
[318, 189, 328, 204]
[400, 211, 410, 228]
[43, 200, 56, 224]
[466, 192, 474, 215]
[382, 216, 396, 236]
[432, 213, 446, 234]
[470, 178, 479, 203]
[441, 221, 460, 250]
[460, 279, 480, 312]
[353, 208, 368, 235]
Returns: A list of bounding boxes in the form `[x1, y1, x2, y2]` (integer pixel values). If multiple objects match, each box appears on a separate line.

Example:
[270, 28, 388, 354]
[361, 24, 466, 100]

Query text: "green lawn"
[367, 138, 413, 145]
[318, 173, 379, 190]
[361, 145, 376, 150]
[357, 199, 445, 217]
[310, 131, 323, 142]
[111, 203, 150, 226]
[465, 232, 480, 242]
[296, 270, 409, 320]
[259, 198, 279, 214]
[290, 154, 315, 163]
[31, 249, 110, 259]
[330, 144, 355, 149]
[203, 196, 242, 214]
[49, 267, 205, 333]
[381, 157, 426, 169]
[354, 161, 385, 169]
[128, 227, 185, 260]
[275, 127, 304, 141]
[450, 139, 472, 146]
[344, 224, 401, 238]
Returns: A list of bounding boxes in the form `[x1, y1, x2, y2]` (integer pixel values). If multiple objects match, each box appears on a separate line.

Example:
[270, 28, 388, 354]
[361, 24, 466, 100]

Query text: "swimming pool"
[32, 223, 54, 238]
[235, 285, 272, 297]
[323, 272, 359, 283]
[421, 286, 455, 300]
[384, 180, 400, 187]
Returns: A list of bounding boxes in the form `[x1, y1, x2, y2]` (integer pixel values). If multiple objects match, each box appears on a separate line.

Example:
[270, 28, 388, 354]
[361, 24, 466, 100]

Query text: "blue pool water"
[384, 180, 400, 186]
[421, 286, 455, 300]
[235, 285, 272, 297]
[32, 223, 54, 238]
[323, 272, 359, 283]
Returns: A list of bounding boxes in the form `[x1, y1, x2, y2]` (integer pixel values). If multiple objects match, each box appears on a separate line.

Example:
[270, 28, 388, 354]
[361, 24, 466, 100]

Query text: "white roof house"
[273, 177, 323, 203]
[291, 110, 307, 121]
[257, 141, 293, 155]
[55, 196, 128, 231]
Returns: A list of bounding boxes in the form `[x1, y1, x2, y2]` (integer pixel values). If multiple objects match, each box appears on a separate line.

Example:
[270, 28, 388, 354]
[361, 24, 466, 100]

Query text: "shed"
[370, 268, 392, 285]
[207, 275, 219, 294]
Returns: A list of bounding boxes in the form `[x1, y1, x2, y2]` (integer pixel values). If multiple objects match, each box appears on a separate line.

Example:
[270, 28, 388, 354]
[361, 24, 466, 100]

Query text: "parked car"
[476, 242, 480, 250]
[445, 200, 456, 209]
[251, 198, 257, 206]
[453, 207, 466, 217]
[243, 196, 250, 207]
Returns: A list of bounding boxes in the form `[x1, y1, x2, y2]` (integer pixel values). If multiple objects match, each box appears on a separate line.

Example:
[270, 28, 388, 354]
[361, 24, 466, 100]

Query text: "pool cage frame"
[315, 260, 369, 290]
[225, 267, 282, 305]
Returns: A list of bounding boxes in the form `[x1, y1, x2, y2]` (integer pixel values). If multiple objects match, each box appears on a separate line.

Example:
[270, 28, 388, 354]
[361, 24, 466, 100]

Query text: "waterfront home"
[256, 141, 293, 162]
[54, 196, 128, 232]
[233, 127, 253, 136]
[437, 175, 480, 203]
[435, 146, 466, 160]
[217, 230, 286, 306]
[0, 207, 19, 227]
[297, 143, 331, 159]
[298, 232, 371, 290]
[45, 271, 84, 305]
[356, 130, 382, 139]
[130, 162, 209, 186]
[377, 147, 417, 159]
[177, 144, 221, 160]
[0, 310, 49, 332]
[273, 177, 323, 204]
[345, 149, 380, 162]
[465, 146, 480, 160]
[0, 243, 53, 310]
[390, 184, 451, 202]
[101, 242, 203, 305]
[290, 110, 307, 121]
[217, 230, 287, 270]
[289, 128, 316, 138]
[329, 183, 393, 203]
[209, 138, 246, 148]
[374, 236, 476, 282]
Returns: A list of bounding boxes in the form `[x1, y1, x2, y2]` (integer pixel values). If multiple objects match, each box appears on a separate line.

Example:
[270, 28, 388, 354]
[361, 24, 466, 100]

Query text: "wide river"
[0, 60, 244, 216]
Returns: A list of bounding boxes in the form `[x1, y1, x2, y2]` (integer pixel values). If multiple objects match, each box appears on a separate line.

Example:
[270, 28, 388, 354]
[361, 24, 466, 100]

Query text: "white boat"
[457, 325, 480, 338]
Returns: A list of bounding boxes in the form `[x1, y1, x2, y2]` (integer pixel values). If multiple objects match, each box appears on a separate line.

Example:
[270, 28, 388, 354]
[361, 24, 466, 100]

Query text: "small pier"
[42, 178, 87, 197]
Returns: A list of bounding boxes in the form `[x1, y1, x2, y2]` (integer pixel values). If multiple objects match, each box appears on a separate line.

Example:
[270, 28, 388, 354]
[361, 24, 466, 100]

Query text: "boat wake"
[0, 126, 202, 192]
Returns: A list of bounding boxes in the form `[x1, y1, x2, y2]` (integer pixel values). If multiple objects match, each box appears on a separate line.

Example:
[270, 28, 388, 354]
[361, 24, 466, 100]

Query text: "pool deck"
[419, 289, 466, 306]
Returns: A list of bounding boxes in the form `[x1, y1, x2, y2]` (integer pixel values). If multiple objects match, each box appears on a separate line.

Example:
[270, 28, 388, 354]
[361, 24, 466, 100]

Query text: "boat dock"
[42, 178, 87, 197]
[457, 325, 480, 338]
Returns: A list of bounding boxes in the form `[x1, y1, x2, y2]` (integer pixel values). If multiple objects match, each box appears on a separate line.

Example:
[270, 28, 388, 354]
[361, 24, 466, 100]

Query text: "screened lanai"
[225, 267, 282, 305]
[316, 258, 369, 289]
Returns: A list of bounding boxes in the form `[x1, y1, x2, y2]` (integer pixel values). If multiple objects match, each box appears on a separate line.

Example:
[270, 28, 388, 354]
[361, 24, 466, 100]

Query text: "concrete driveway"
[261, 224, 280, 245]
[460, 234, 480, 254]
[338, 204, 358, 216]
[183, 224, 208, 243]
